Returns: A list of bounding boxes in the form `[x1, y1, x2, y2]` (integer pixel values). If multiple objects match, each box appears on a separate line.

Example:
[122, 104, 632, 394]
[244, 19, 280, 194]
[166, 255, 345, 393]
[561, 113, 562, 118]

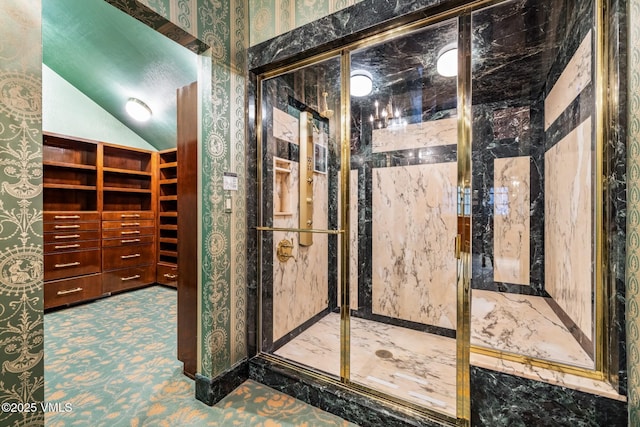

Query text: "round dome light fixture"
[436, 43, 458, 77]
[126, 97, 152, 122]
[350, 69, 373, 97]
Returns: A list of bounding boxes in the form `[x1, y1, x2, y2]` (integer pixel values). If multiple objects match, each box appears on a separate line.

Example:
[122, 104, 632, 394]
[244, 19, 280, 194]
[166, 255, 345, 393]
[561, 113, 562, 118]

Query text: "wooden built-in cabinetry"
[43, 133, 159, 309]
[156, 148, 178, 287]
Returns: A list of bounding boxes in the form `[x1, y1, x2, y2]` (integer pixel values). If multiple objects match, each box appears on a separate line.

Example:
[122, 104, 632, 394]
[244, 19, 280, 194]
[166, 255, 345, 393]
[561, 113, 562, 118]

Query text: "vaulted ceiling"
[42, 0, 198, 151]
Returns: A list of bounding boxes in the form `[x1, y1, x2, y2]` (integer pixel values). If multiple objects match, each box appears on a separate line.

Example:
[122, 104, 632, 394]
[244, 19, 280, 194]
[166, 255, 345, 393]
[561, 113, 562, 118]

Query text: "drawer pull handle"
[120, 231, 140, 235]
[54, 262, 81, 268]
[54, 234, 80, 240]
[164, 273, 177, 279]
[57, 287, 83, 295]
[121, 214, 140, 218]
[54, 224, 80, 229]
[121, 222, 140, 227]
[121, 274, 141, 281]
[121, 253, 141, 259]
[54, 244, 81, 249]
[54, 215, 81, 219]
[121, 239, 141, 244]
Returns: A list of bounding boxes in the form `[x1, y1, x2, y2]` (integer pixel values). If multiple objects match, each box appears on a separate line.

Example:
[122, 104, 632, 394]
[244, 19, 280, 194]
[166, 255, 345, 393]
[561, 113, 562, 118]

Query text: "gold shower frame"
[254, 0, 615, 425]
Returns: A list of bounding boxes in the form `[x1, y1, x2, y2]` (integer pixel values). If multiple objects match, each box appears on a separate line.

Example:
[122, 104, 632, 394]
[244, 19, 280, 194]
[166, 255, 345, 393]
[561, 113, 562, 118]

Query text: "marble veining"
[493, 156, 530, 285]
[372, 162, 458, 329]
[371, 117, 457, 153]
[471, 289, 594, 369]
[544, 30, 592, 130]
[544, 116, 593, 342]
[273, 107, 299, 144]
[275, 312, 457, 416]
[272, 161, 329, 341]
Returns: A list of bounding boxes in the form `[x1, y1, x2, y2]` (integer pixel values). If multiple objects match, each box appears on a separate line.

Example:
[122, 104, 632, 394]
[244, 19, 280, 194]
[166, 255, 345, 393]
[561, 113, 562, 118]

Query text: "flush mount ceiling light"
[436, 43, 458, 77]
[350, 69, 373, 97]
[126, 97, 152, 122]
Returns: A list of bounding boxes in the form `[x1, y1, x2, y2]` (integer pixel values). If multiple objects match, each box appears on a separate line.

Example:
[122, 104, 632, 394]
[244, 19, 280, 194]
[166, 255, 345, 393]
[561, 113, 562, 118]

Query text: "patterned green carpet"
[45, 285, 356, 426]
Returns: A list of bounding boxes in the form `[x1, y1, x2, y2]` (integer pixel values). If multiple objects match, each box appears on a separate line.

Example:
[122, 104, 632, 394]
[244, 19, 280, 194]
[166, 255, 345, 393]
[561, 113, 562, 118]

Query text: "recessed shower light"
[126, 97, 152, 122]
[350, 69, 373, 97]
[436, 43, 458, 77]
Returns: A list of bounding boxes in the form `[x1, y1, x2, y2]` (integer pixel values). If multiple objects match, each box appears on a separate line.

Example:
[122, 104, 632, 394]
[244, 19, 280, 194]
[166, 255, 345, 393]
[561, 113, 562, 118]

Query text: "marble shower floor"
[274, 291, 594, 417]
[275, 313, 457, 416]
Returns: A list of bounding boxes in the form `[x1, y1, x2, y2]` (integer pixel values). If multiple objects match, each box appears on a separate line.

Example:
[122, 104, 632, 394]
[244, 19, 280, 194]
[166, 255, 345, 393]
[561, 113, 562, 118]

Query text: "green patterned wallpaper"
[134, 0, 249, 378]
[628, 1, 640, 424]
[0, 1, 44, 427]
[248, 0, 363, 46]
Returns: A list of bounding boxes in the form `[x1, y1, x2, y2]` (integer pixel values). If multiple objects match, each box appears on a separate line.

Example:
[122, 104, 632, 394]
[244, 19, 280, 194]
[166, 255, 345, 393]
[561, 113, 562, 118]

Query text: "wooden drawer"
[45, 239, 100, 254]
[103, 243, 154, 271]
[102, 211, 155, 221]
[102, 226, 155, 239]
[102, 266, 155, 293]
[44, 230, 100, 244]
[156, 262, 178, 287]
[102, 234, 154, 247]
[43, 221, 100, 233]
[44, 274, 102, 309]
[44, 211, 100, 222]
[44, 249, 101, 281]
[102, 219, 155, 229]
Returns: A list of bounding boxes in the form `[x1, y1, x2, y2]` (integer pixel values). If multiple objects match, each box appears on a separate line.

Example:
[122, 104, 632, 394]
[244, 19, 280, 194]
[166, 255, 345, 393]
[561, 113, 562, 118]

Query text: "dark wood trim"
[177, 81, 198, 377]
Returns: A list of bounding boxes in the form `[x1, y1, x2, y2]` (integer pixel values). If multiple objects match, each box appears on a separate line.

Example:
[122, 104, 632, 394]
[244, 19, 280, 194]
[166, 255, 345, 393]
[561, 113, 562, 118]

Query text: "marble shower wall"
[543, 31, 594, 343]
[493, 156, 531, 285]
[272, 155, 330, 342]
[370, 119, 458, 330]
[544, 117, 593, 341]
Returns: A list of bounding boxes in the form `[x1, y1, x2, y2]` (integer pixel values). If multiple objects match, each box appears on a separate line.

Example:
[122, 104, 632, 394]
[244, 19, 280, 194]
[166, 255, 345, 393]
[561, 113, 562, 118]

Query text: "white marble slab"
[272, 161, 329, 341]
[544, 31, 592, 130]
[544, 117, 593, 341]
[372, 162, 458, 329]
[275, 313, 457, 416]
[471, 289, 594, 368]
[372, 117, 457, 153]
[493, 156, 530, 285]
[273, 107, 299, 143]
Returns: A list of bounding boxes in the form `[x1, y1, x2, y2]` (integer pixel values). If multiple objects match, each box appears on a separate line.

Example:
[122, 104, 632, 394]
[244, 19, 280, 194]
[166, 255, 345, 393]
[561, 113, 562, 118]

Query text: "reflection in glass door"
[258, 55, 343, 380]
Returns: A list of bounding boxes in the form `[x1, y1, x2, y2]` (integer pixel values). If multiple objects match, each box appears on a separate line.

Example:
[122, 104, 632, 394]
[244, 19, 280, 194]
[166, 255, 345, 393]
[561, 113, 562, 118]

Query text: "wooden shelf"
[157, 148, 178, 275]
[44, 183, 97, 191]
[103, 187, 152, 194]
[103, 167, 153, 177]
[43, 161, 97, 171]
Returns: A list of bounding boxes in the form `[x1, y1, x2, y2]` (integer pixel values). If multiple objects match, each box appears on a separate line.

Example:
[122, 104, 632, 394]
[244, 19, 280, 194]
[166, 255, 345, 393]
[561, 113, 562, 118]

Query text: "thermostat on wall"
[223, 172, 238, 191]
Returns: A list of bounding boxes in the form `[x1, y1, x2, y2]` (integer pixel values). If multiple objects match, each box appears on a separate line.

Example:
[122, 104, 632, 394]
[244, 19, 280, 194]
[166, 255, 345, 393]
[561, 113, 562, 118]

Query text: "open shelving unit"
[156, 148, 178, 287]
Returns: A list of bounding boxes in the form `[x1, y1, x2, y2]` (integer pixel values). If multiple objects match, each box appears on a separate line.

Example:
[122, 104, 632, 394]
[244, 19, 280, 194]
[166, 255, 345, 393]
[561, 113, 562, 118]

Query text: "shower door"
[256, 15, 470, 424]
[257, 55, 344, 381]
[347, 19, 464, 418]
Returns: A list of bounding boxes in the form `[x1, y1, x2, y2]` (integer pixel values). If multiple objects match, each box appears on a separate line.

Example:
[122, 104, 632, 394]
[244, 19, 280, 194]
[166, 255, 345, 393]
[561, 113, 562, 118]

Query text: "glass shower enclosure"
[255, 0, 608, 424]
